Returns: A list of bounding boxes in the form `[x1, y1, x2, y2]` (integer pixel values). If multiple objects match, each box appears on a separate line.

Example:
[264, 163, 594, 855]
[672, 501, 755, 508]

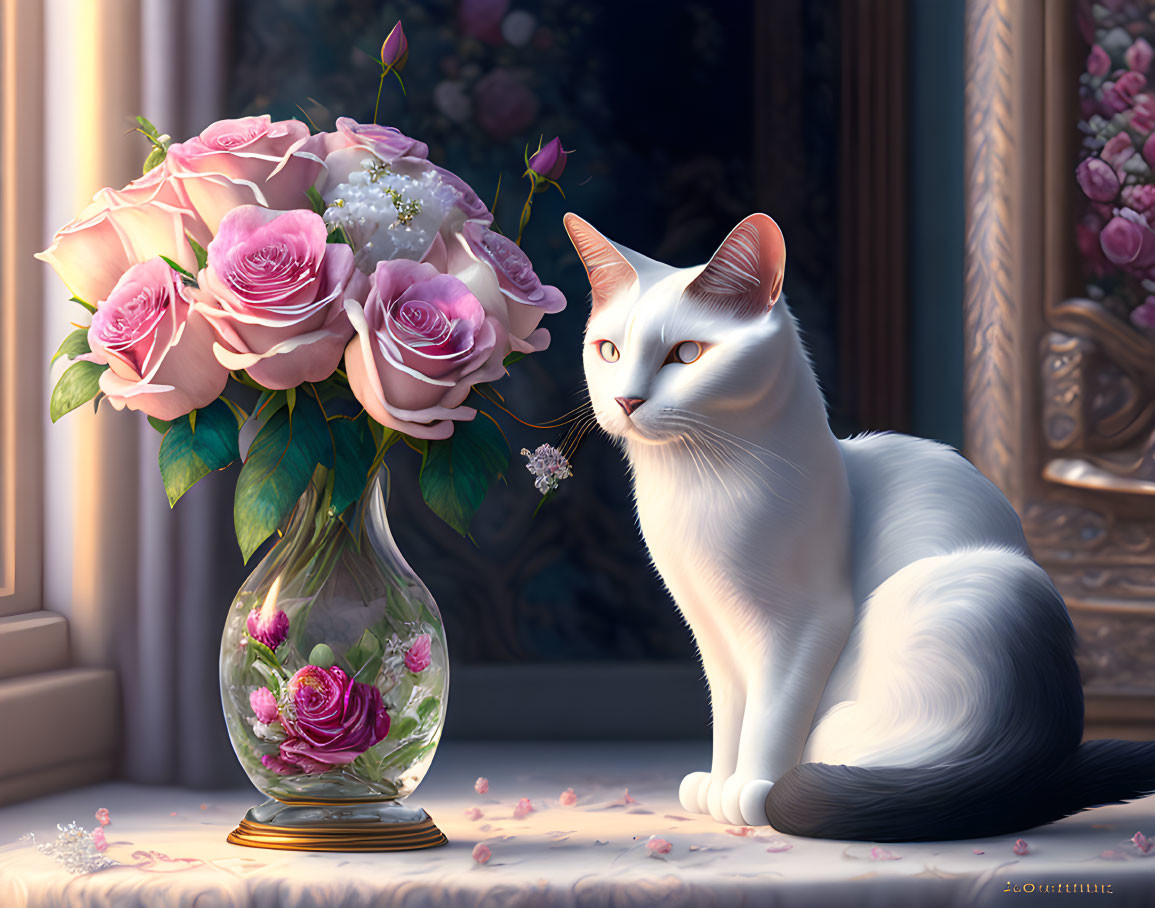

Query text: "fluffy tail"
[764, 739, 1155, 842]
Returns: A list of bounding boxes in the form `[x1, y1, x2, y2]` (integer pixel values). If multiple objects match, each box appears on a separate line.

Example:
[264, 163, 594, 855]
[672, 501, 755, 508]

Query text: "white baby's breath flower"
[521, 444, 572, 494]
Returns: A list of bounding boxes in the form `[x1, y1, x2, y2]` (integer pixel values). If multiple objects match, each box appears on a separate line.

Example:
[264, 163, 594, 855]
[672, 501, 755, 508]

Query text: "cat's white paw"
[678, 772, 710, 814]
[719, 775, 751, 825]
[738, 779, 775, 826]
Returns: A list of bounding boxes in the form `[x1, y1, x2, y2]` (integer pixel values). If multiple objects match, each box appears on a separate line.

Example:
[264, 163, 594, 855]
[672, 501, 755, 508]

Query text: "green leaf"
[416, 696, 439, 726]
[502, 350, 527, 367]
[135, 115, 161, 139]
[285, 386, 296, 415]
[158, 255, 196, 281]
[147, 416, 171, 435]
[233, 393, 331, 562]
[219, 396, 248, 429]
[329, 414, 377, 515]
[386, 716, 418, 742]
[187, 234, 208, 272]
[157, 399, 240, 506]
[49, 361, 106, 422]
[69, 296, 97, 314]
[306, 186, 326, 215]
[345, 628, 382, 681]
[50, 328, 90, 366]
[142, 145, 166, 175]
[418, 414, 510, 535]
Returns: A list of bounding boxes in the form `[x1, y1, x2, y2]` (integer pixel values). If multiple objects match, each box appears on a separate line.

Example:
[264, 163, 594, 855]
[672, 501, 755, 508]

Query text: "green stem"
[373, 70, 386, 125]
[516, 183, 535, 246]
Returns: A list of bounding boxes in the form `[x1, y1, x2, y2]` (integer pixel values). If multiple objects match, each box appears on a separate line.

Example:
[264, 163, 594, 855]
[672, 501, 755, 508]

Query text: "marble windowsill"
[0, 741, 1153, 907]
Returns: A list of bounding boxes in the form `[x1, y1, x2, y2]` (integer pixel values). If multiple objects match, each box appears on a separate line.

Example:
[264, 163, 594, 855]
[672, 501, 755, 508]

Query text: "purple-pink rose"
[344, 260, 505, 439]
[1103, 71, 1147, 115]
[473, 68, 540, 141]
[1100, 214, 1155, 269]
[261, 665, 390, 775]
[246, 603, 289, 649]
[1102, 132, 1136, 173]
[527, 137, 569, 182]
[166, 115, 321, 211]
[1088, 44, 1111, 78]
[404, 634, 432, 673]
[1128, 38, 1154, 74]
[1123, 184, 1155, 219]
[1131, 296, 1155, 333]
[85, 258, 228, 420]
[1076, 157, 1120, 202]
[250, 687, 279, 724]
[196, 206, 366, 389]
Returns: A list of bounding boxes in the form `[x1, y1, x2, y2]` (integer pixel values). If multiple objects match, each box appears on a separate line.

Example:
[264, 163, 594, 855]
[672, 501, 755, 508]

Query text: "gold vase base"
[227, 813, 447, 852]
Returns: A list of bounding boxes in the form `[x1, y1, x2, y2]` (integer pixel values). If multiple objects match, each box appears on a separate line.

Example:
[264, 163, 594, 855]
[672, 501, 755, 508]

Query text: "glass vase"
[219, 466, 449, 851]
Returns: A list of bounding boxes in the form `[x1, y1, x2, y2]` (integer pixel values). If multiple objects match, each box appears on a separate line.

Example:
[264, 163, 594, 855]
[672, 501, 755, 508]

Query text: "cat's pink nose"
[615, 396, 645, 416]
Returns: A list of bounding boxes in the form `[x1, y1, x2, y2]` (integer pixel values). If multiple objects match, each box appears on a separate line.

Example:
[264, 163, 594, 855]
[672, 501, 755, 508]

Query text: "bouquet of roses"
[38, 76, 569, 560]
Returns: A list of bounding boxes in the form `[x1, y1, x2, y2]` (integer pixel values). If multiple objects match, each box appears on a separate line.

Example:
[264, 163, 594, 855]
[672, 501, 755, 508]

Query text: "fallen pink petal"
[464, 807, 483, 821]
[91, 827, 108, 852]
[94, 808, 110, 827]
[646, 836, 672, 855]
[1133, 831, 1152, 854]
[474, 777, 489, 795]
[559, 787, 577, 807]
[766, 841, 794, 853]
[1013, 839, 1029, 856]
[726, 826, 755, 837]
[973, 849, 984, 855]
[869, 845, 901, 861]
[471, 842, 491, 864]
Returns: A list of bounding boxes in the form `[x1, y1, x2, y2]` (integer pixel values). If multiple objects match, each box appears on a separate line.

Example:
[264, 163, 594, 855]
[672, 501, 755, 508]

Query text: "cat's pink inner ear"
[687, 213, 786, 316]
[563, 213, 638, 314]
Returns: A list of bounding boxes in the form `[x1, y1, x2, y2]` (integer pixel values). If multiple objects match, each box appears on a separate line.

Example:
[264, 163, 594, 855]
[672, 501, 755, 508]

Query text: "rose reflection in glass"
[220, 466, 448, 807]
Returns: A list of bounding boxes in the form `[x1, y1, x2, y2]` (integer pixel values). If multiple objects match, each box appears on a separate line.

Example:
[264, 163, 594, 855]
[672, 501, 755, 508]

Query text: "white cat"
[564, 212, 1155, 840]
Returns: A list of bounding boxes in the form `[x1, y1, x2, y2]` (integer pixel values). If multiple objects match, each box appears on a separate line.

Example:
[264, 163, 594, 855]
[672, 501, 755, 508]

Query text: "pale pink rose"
[559, 787, 577, 807]
[197, 206, 366, 388]
[474, 777, 489, 795]
[344, 260, 505, 439]
[404, 634, 432, 672]
[455, 222, 564, 353]
[645, 837, 672, 855]
[513, 797, 534, 819]
[472, 842, 492, 864]
[465, 807, 483, 821]
[85, 258, 228, 420]
[94, 808, 110, 827]
[91, 827, 108, 852]
[166, 116, 321, 211]
[250, 687, 279, 724]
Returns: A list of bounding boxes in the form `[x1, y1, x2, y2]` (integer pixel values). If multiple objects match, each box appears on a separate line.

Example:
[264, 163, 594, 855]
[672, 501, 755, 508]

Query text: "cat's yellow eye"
[666, 340, 704, 365]
[597, 340, 620, 362]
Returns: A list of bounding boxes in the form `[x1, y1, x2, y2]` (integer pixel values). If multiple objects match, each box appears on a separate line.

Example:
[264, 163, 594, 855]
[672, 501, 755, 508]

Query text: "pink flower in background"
[458, 222, 565, 350]
[465, 807, 483, 821]
[249, 687, 279, 724]
[94, 809, 110, 827]
[404, 634, 432, 672]
[513, 797, 534, 819]
[1101, 132, 1135, 174]
[246, 604, 289, 650]
[1123, 184, 1155, 219]
[1133, 831, 1153, 854]
[645, 837, 672, 856]
[91, 828, 107, 852]
[197, 206, 366, 389]
[474, 777, 489, 794]
[459, 0, 509, 44]
[1102, 71, 1147, 114]
[1128, 37, 1154, 73]
[1137, 94, 1155, 137]
[343, 260, 504, 439]
[261, 665, 389, 775]
[1130, 296, 1155, 333]
[472, 842, 492, 864]
[527, 137, 570, 182]
[1100, 214, 1155, 268]
[1088, 44, 1111, 78]
[1077, 221, 1110, 277]
[473, 68, 540, 141]
[1013, 838, 1030, 856]
[1076, 157, 1120, 202]
[166, 115, 320, 211]
[84, 258, 228, 420]
[559, 788, 577, 807]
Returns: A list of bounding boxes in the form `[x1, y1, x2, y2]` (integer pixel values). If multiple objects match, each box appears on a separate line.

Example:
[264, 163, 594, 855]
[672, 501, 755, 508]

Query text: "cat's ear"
[687, 213, 786, 316]
[563, 213, 638, 315]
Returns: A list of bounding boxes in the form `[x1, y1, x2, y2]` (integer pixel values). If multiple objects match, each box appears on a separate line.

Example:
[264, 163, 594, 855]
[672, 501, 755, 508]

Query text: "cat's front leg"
[679, 658, 744, 815]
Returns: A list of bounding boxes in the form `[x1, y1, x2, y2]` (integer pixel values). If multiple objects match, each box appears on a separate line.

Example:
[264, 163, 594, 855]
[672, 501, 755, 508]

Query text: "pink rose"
[1076, 157, 1120, 202]
[457, 222, 565, 351]
[85, 259, 228, 420]
[473, 68, 540, 141]
[261, 665, 389, 775]
[250, 687, 279, 724]
[344, 260, 505, 439]
[472, 842, 492, 864]
[474, 777, 489, 794]
[166, 116, 321, 211]
[513, 797, 534, 819]
[1100, 214, 1155, 268]
[246, 602, 289, 649]
[197, 206, 366, 389]
[1128, 38, 1154, 74]
[94, 808, 110, 827]
[91, 827, 108, 852]
[1088, 44, 1111, 78]
[404, 633, 432, 672]
[299, 116, 429, 167]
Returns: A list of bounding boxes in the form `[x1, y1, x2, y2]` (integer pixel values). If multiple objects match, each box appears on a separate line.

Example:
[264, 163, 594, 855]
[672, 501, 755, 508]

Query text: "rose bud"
[246, 602, 289, 650]
[85, 258, 228, 421]
[249, 687, 280, 724]
[527, 137, 570, 183]
[381, 21, 409, 74]
[404, 633, 432, 673]
[1076, 157, 1120, 202]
